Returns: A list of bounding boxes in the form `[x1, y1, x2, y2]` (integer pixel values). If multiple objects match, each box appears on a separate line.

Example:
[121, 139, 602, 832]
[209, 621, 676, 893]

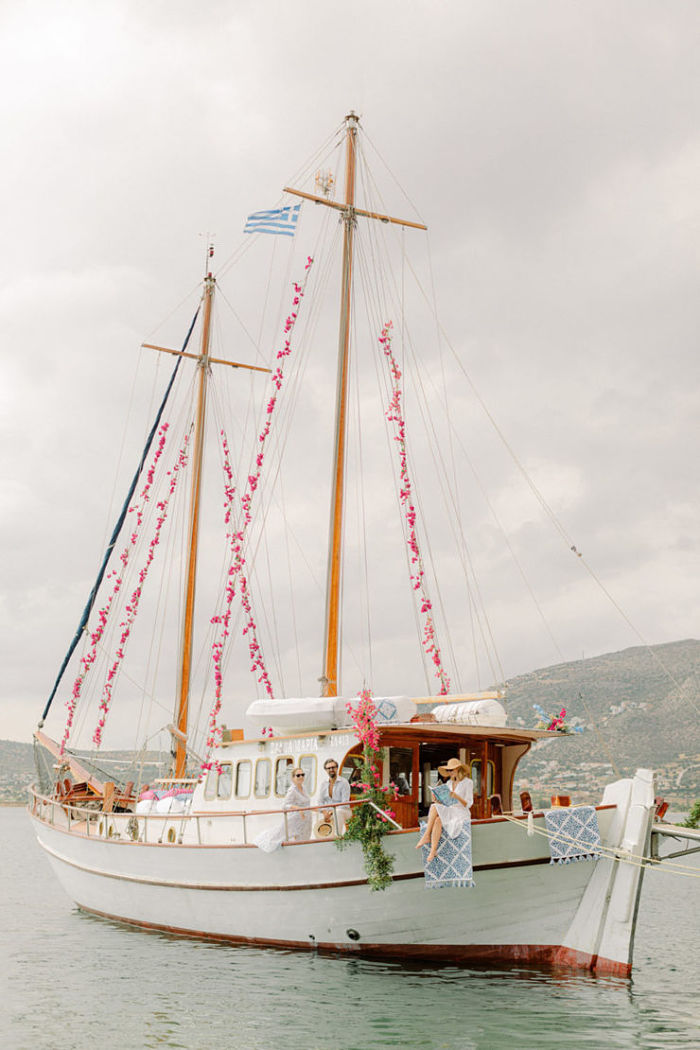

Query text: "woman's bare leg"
[416, 804, 437, 848]
[426, 815, 443, 863]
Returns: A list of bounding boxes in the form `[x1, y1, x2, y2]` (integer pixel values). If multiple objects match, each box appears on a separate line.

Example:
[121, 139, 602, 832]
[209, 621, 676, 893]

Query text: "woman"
[416, 757, 473, 863]
[283, 768, 312, 841]
[254, 767, 312, 852]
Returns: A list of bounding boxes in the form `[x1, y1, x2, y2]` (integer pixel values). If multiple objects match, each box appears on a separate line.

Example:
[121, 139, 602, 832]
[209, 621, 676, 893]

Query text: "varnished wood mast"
[174, 274, 214, 777]
[285, 112, 427, 697]
[143, 272, 270, 777]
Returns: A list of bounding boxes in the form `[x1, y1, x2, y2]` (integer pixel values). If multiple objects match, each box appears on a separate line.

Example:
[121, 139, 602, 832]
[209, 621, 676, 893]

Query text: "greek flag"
[243, 203, 301, 237]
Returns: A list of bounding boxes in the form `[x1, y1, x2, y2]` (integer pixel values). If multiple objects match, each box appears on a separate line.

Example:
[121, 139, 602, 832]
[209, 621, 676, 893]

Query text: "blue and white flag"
[243, 203, 301, 237]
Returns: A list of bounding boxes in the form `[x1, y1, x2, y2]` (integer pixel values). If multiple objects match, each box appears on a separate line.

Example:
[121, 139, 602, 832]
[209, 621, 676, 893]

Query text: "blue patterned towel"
[544, 805, 602, 864]
[419, 820, 475, 889]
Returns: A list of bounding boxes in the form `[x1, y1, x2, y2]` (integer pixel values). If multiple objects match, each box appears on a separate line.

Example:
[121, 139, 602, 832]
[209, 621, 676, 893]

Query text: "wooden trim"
[142, 343, 271, 373]
[33, 731, 105, 794]
[282, 186, 427, 231]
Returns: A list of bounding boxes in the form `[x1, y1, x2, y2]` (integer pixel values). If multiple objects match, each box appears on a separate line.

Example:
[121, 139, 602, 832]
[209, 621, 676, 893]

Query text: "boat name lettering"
[268, 733, 355, 755]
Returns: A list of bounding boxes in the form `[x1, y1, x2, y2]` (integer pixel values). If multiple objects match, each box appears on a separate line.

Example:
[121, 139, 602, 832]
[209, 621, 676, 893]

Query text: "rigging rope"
[41, 306, 200, 728]
[92, 432, 191, 747]
[497, 809, 700, 880]
[379, 320, 451, 694]
[203, 258, 315, 766]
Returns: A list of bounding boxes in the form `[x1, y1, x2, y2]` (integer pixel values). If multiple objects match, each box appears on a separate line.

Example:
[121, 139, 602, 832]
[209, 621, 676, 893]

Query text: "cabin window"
[235, 760, 252, 799]
[217, 763, 233, 800]
[389, 747, 413, 796]
[470, 760, 495, 797]
[254, 758, 271, 798]
[341, 747, 364, 790]
[299, 754, 317, 795]
[204, 768, 219, 801]
[275, 757, 295, 797]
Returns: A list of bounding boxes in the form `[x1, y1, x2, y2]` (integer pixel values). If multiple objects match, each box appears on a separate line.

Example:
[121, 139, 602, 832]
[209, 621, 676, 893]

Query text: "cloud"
[2, 1, 699, 746]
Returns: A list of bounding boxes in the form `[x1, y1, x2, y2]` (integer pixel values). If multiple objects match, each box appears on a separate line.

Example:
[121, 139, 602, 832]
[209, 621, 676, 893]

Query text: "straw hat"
[438, 758, 469, 777]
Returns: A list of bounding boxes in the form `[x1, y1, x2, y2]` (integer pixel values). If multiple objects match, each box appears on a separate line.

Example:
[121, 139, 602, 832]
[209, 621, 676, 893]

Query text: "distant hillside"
[508, 639, 700, 806]
[0, 742, 169, 804]
[2, 640, 698, 806]
[0, 739, 35, 803]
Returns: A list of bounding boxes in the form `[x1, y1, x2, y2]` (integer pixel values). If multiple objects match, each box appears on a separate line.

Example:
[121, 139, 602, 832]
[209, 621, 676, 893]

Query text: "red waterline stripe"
[77, 905, 630, 976]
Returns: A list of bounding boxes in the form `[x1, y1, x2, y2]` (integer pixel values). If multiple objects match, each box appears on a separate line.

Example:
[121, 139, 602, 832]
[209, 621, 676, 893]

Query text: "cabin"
[195, 695, 550, 831]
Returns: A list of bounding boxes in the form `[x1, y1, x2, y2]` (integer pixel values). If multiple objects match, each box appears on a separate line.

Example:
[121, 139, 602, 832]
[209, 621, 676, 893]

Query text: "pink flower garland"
[379, 321, 451, 695]
[348, 688, 382, 753]
[92, 435, 190, 746]
[60, 424, 171, 755]
[346, 688, 397, 819]
[203, 257, 314, 766]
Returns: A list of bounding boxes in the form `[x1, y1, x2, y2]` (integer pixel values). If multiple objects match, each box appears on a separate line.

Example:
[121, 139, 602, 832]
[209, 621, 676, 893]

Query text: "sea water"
[1, 807, 698, 1050]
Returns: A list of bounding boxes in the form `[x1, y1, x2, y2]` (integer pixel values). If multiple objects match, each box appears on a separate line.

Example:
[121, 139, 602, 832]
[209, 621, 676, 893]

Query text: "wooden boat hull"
[29, 770, 654, 978]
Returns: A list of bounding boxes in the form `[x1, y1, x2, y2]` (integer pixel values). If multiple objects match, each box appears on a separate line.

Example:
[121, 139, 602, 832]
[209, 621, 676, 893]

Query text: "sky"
[1, 0, 699, 748]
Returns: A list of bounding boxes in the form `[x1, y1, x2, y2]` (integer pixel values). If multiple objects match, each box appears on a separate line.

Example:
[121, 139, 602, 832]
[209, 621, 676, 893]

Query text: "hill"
[508, 638, 700, 806]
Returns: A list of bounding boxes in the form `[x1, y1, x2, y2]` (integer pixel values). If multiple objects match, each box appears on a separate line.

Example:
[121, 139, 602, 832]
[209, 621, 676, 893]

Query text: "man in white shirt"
[316, 758, 351, 833]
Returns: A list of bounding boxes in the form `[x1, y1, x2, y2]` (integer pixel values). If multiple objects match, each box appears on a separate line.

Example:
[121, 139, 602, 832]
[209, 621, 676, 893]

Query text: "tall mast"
[174, 272, 215, 776]
[282, 113, 426, 698]
[321, 111, 358, 698]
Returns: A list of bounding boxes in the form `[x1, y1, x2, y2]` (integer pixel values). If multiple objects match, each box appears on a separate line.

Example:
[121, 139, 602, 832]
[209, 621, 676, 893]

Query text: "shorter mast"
[163, 270, 271, 777]
[174, 273, 215, 777]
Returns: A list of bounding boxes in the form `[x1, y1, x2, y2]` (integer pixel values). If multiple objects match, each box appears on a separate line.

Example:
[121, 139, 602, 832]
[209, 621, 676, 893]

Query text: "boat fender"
[527, 812, 534, 837]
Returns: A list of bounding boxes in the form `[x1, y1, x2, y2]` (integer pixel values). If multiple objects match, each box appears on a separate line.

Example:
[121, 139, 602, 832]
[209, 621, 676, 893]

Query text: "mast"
[321, 111, 358, 698]
[283, 113, 426, 699]
[174, 272, 215, 776]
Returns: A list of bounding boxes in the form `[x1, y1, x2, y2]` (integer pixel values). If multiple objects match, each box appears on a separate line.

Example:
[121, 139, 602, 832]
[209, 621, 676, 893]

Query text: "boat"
[29, 112, 673, 977]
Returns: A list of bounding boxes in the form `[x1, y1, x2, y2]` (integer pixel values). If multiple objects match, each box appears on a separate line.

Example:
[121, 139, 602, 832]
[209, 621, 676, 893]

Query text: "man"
[316, 758, 351, 833]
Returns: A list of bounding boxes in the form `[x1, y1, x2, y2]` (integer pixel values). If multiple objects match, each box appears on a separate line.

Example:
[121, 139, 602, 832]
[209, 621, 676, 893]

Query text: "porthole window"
[254, 758, 271, 798]
[299, 754, 317, 795]
[217, 763, 233, 800]
[235, 760, 252, 799]
[275, 757, 294, 797]
[204, 768, 219, 801]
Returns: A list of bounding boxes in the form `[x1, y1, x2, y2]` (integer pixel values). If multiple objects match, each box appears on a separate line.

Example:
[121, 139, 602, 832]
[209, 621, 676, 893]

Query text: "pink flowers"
[203, 259, 314, 767]
[548, 708, 567, 731]
[348, 689, 382, 752]
[92, 435, 190, 747]
[61, 424, 173, 755]
[379, 322, 451, 695]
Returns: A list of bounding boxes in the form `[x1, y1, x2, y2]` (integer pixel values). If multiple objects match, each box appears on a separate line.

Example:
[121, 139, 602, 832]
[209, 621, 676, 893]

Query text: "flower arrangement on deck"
[336, 689, 398, 891]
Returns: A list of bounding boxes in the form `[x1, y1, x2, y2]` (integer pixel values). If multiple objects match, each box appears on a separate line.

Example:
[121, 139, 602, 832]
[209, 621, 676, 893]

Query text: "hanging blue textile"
[39, 308, 200, 725]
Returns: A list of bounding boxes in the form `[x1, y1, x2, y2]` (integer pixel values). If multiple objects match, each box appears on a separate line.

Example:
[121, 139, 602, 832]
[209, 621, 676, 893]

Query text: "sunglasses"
[325, 766, 338, 772]
[293, 773, 305, 778]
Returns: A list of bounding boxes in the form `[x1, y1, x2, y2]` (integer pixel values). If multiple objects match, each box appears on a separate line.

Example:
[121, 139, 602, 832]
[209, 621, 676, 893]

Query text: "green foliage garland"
[336, 690, 398, 891]
[679, 799, 700, 829]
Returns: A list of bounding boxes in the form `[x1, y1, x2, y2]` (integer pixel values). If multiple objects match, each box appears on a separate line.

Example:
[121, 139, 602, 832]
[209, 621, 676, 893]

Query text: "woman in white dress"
[416, 758, 473, 863]
[283, 768, 312, 841]
[255, 767, 312, 852]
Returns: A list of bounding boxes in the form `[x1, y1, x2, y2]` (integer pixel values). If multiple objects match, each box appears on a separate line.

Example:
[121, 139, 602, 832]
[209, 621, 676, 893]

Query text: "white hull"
[30, 770, 654, 976]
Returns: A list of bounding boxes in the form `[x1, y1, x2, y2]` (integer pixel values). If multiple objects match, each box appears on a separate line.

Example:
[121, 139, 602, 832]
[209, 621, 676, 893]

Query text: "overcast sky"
[1, 1, 699, 747]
